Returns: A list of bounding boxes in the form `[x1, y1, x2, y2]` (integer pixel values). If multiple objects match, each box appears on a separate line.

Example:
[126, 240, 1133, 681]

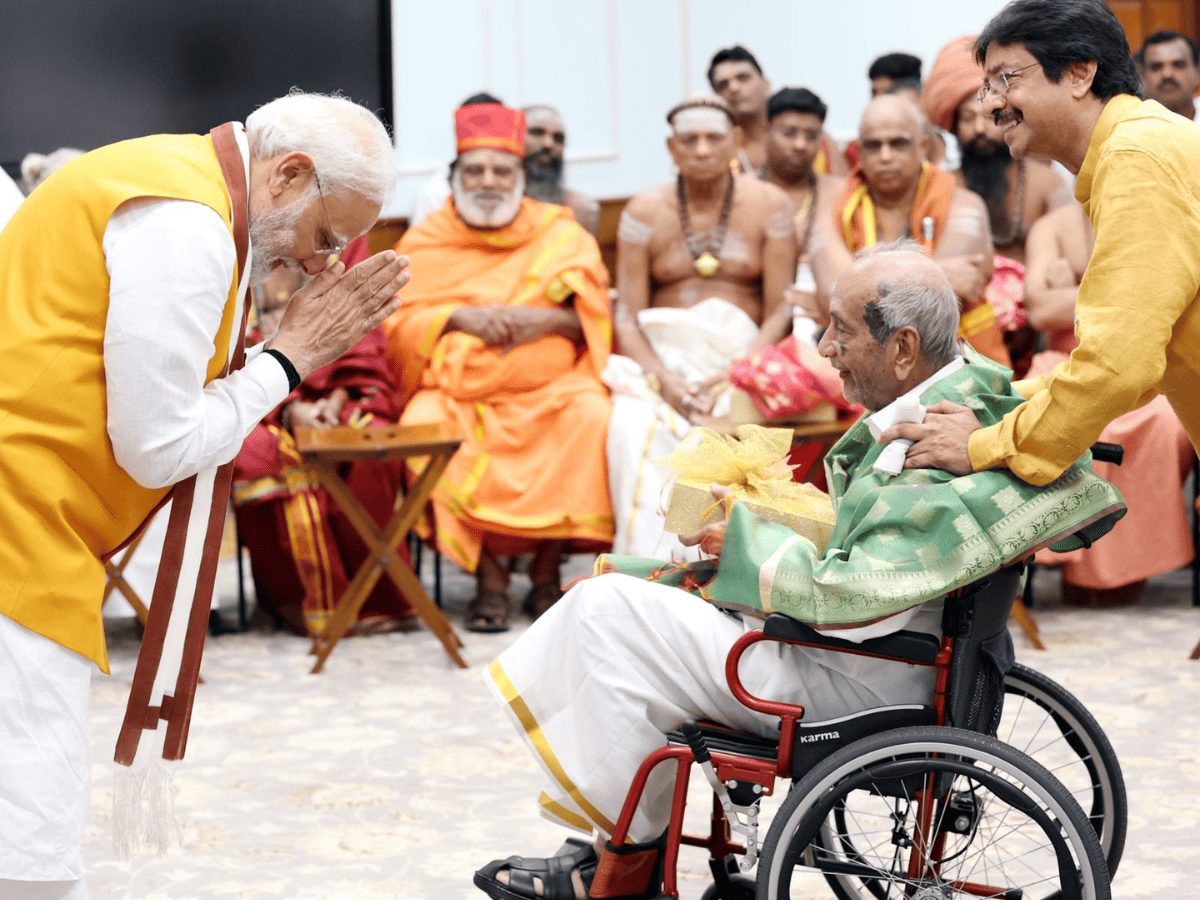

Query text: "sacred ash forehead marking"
[671, 107, 732, 136]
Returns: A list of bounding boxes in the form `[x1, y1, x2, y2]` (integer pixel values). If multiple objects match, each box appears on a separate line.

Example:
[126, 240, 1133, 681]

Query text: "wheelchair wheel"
[999, 662, 1127, 876]
[700, 873, 756, 899]
[756, 726, 1110, 900]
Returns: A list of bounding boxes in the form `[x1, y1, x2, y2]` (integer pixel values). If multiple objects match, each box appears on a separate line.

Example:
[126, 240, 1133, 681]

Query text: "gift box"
[728, 387, 837, 427]
[661, 425, 837, 552]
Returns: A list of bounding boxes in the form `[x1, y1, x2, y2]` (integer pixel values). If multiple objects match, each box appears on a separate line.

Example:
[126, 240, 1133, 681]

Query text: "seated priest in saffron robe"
[232, 237, 417, 637]
[812, 94, 1009, 368]
[382, 104, 613, 633]
[604, 94, 797, 560]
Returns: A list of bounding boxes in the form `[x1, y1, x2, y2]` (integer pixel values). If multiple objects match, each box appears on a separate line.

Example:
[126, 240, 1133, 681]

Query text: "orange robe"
[1029, 336, 1194, 589]
[383, 199, 614, 571]
[836, 163, 1011, 367]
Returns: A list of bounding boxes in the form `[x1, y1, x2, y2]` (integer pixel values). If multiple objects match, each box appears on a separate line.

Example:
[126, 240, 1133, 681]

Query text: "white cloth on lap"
[602, 298, 759, 558]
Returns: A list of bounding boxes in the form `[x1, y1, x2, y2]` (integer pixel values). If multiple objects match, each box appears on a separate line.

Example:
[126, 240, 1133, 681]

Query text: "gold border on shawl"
[624, 420, 663, 551]
[231, 474, 287, 506]
[959, 302, 997, 338]
[280, 489, 338, 635]
[511, 223, 577, 307]
[842, 184, 874, 248]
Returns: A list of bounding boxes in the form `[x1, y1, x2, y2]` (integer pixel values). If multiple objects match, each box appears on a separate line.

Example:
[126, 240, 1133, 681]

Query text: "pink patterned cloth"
[986, 255, 1027, 331]
[729, 336, 863, 419]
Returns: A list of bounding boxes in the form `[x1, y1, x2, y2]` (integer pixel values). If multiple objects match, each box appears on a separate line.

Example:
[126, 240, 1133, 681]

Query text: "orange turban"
[922, 36, 983, 133]
[455, 103, 526, 157]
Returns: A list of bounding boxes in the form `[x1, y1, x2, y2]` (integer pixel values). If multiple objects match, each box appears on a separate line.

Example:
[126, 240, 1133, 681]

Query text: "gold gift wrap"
[729, 387, 838, 427]
[660, 425, 836, 551]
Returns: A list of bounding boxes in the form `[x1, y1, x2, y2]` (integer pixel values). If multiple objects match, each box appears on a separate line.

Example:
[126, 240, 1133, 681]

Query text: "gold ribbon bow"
[661, 425, 836, 545]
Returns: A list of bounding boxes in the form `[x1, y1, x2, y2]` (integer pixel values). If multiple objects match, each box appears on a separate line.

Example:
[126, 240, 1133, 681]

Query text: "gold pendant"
[694, 251, 720, 277]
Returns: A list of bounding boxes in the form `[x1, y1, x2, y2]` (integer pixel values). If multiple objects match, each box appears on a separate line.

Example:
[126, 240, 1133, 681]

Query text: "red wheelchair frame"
[602, 565, 1039, 900]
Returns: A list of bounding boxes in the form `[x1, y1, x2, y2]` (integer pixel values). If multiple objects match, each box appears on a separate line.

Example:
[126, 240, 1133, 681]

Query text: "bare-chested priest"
[603, 94, 796, 558]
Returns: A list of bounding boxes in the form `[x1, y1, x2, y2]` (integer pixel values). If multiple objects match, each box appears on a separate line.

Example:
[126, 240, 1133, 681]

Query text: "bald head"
[853, 248, 949, 297]
[857, 94, 930, 200]
[850, 246, 960, 366]
[860, 93, 925, 139]
[524, 103, 561, 119]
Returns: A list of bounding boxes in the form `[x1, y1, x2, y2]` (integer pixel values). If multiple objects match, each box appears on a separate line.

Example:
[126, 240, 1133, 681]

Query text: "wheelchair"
[601, 562, 1122, 900]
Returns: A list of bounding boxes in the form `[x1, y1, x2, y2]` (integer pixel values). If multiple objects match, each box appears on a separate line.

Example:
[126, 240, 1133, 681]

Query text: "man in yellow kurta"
[0, 94, 408, 897]
[383, 104, 613, 633]
[887, 0, 1200, 487]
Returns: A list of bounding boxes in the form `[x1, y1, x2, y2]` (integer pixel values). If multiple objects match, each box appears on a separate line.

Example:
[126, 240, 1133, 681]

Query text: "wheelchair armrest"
[761, 613, 941, 665]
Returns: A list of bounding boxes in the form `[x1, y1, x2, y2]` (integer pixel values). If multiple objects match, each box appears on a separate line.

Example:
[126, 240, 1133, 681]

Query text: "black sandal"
[466, 590, 512, 633]
[474, 841, 597, 900]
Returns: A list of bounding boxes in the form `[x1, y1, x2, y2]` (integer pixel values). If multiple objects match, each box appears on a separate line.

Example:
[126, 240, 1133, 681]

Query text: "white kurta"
[602, 298, 760, 559]
[486, 574, 940, 843]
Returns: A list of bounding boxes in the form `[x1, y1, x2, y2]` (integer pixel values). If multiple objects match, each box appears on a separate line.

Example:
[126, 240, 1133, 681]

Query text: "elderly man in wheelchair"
[475, 243, 1126, 900]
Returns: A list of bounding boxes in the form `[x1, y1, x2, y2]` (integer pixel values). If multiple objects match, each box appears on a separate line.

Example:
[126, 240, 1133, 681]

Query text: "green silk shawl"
[600, 354, 1126, 627]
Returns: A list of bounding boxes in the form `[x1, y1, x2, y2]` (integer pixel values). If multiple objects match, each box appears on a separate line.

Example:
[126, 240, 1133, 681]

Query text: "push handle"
[1090, 442, 1124, 466]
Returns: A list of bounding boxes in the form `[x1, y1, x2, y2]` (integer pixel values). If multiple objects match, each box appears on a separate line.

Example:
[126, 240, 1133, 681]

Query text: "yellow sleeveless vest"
[0, 134, 241, 671]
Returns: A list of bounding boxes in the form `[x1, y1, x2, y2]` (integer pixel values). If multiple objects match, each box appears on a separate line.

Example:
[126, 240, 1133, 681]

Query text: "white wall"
[388, 0, 1006, 217]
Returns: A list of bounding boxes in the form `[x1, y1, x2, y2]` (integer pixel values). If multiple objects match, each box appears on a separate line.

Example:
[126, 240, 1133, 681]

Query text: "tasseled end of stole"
[112, 742, 182, 859]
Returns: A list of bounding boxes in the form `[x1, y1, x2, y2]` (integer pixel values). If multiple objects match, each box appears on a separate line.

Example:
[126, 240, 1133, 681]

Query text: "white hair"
[856, 240, 961, 367]
[20, 147, 84, 194]
[246, 91, 395, 208]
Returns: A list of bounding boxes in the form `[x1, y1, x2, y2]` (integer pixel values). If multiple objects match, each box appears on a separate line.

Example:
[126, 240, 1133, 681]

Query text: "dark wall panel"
[0, 1, 391, 169]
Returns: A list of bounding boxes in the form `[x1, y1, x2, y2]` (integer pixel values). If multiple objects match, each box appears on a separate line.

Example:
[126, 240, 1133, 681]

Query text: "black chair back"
[942, 565, 1022, 735]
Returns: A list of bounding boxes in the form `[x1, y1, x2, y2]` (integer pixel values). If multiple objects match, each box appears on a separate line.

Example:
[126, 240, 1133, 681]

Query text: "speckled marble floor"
[82, 560, 1200, 899]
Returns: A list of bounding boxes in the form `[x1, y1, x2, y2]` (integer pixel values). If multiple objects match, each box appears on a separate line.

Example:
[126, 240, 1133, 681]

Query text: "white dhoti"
[0, 615, 92, 882]
[602, 299, 760, 558]
[485, 574, 939, 842]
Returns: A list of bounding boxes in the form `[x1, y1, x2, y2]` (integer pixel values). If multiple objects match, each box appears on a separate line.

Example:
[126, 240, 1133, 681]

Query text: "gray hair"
[246, 91, 396, 208]
[856, 240, 960, 367]
[20, 147, 84, 194]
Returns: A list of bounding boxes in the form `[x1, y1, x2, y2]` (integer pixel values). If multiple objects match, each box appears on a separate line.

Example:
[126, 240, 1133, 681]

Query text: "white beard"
[247, 196, 308, 284]
[451, 168, 526, 229]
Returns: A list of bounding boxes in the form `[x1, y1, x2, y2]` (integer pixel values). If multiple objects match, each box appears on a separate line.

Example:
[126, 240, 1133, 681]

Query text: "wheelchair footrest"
[666, 722, 778, 761]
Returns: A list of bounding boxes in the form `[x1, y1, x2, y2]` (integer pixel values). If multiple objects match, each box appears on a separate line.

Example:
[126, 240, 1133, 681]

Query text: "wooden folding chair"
[292, 421, 467, 673]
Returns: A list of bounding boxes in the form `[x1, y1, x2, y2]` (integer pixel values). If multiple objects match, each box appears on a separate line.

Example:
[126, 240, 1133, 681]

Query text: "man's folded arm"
[103, 198, 291, 489]
[968, 150, 1200, 485]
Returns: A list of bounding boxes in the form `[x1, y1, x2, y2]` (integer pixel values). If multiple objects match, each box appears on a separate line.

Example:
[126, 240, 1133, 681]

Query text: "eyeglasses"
[312, 171, 348, 258]
[977, 62, 1042, 102]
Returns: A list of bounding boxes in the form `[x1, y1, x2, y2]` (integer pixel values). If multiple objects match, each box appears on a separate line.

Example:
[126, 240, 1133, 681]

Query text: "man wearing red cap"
[382, 104, 613, 632]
